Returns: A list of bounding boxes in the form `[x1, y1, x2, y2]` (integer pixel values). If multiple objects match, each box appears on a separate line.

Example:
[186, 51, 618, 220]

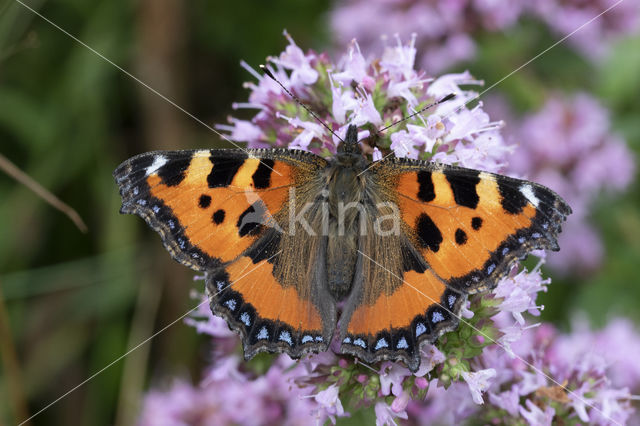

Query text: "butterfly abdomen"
[325, 160, 367, 300]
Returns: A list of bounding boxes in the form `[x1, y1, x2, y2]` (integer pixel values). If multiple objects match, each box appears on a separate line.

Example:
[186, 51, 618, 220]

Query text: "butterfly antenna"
[260, 65, 344, 143]
[377, 93, 456, 134]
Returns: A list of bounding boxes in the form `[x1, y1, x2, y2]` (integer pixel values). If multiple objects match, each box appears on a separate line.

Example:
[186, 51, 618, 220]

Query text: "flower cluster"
[219, 31, 509, 171]
[140, 279, 640, 425]
[331, 0, 640, 72]
[138, 350, 322, 425]
[138, 36, 639, 425]
[409, 318, 640, 425]
[508, 93, 634, 273]
[332, 0, 525, 73]
[140, 290, 329, 425]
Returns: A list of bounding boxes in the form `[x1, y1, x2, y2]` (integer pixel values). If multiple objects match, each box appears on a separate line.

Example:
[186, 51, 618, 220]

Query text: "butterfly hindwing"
[205, 228, 333, 359]
[114, 148, 336, 359]
[339, 235, 467, 371]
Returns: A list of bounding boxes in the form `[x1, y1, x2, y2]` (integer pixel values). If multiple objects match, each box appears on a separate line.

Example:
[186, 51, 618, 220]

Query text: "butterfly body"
[325, 126, 370, 299]
[114, 125, 570, 371]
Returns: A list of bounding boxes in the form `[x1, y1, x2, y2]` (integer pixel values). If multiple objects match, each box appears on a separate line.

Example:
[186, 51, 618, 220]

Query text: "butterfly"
[114, 124, 570, 372]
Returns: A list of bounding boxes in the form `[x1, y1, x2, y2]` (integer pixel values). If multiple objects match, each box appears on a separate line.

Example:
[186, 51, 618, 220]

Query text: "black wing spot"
[415, 213, 443, 252]
[471, 216, 483, 230]
[497, 178, 527, 214]
[444, 170, 480, 209]
[213, 209, 225, 225]
[455, 228, 468, 245]
[158, 157, 191, 187]
[246, 231, 281, 264]
[199, 194, 212, 209]
[237, 202, 265, 237]
[252, 159, 275, 189]
[401, 243, 426, 273]
[417, 171, 435, 202]
[207, 155, 247, 188]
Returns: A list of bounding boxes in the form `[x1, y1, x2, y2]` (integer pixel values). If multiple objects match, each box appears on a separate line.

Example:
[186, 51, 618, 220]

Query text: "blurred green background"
[0, 1, 638, 425]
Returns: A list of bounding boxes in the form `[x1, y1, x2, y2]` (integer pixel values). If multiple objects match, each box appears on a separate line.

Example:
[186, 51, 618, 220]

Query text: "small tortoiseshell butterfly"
[114, 124, 570, 371]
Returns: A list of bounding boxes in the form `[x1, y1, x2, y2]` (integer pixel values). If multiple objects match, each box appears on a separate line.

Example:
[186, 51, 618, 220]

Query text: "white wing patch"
[146, 155, 168, 176]
[520, 184, 539, 207]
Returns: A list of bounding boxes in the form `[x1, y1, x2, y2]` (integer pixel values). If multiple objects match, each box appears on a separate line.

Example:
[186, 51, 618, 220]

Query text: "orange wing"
[206, 231, 334, 359]
[114, 148, 326, 270]
[385, 159, 571, 293]
[115, 148, 334, 358]
[339, 158, 570, 371]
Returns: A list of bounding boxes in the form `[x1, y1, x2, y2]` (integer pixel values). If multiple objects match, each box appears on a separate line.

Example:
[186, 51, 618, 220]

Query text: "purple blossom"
[375, 401, 408, 426]
[408, 380, 482, 423]
[494, 264, 549, 325]
[410, 320, 638, 424]
[272, 30, 319, 86]
[276, 115, 326, 151]
[379, 362, 411, 397]
[461, 368, 497, 404]
[351, 90, 383, 126]
[314, 384, 346, 423]
[489, 386, 521, 416]
[219, 34, 510, 174]
[519, 399, 555, 426]
[372, 147, 383, 161]
[390, 130, 421, 159]
[215, 119, 264, 145]
[333, 41, 376, 90]
[138, 354, 320, 425]
[391, 391, 410, 413]
[416, 344, 446, 376]
[183, 290, 236, 341]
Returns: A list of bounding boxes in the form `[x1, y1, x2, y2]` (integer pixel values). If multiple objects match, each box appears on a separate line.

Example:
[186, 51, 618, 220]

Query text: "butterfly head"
[338, 125, 361, 153]
[336, 125, 364, 166]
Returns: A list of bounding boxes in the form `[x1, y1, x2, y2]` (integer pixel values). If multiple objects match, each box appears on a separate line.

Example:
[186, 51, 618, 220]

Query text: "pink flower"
[315, 384, 346, 423]
[489, 386, 521, 416]
[372, 147, 383, 161]
[460, 368, 497, 404]
[375, 401, 408, 426]
[391, 391, 411, 412]
[416, 344, 446, 376]
[494, 265, 549, 325]
[333, 41, 375, 90]
[272, 30, 318, 86]
[519, 399, 555, 426]
[379, 362, 411, 397]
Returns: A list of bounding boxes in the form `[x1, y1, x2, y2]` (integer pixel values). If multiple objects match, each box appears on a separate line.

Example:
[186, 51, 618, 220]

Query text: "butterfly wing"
[384, 158, 571, 293]
[340, 157, 571, 371]
[114, 148, 336, 359]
